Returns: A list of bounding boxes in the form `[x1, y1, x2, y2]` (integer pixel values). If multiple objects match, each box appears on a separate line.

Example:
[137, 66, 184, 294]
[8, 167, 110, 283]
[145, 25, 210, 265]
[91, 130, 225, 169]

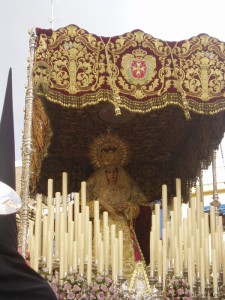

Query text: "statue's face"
[105, 166, 118, 184]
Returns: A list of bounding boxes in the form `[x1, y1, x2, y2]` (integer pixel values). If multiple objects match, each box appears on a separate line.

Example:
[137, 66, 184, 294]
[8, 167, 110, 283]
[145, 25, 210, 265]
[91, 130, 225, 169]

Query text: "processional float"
[19, 25, 225, 298]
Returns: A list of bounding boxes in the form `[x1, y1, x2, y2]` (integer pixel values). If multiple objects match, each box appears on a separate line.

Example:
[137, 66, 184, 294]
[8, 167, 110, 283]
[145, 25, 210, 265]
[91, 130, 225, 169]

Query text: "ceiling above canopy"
[29, 25, 225, 202]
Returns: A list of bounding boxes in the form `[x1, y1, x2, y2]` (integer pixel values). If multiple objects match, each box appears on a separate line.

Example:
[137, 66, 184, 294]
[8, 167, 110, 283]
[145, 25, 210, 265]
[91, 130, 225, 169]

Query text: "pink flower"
[59, 292, 65, 299]
[100, 284, 108, 292]
[73, 284, 81, 292]
[42, 267, 48, 273]
[96, 275, 104, 283]
[91, 284, 100, 292]
[67, 291, 75, 299]
[109, 286, 116, 294]
[96, 291, 105, 299]
[64, 283, 72, 290]
[177, 288, 184, 295]
[105, 276, 113, 285]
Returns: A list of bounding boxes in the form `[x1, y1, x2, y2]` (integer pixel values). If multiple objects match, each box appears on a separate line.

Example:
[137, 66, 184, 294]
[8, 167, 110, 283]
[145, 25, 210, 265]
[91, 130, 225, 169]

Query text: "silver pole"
[210, 148, 221, 223]
[20, 29, 36, 257]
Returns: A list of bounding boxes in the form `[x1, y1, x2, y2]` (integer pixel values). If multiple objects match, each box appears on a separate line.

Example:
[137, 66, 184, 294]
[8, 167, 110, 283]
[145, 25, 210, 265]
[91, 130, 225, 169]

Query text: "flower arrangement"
[58, 271, 89, 299]
[165, 276, 193, 299]
[39, 265, 53, 282]
[39, 266, 59, 298]
[58, 272, 117, 300]
[89, 274, 117, 299]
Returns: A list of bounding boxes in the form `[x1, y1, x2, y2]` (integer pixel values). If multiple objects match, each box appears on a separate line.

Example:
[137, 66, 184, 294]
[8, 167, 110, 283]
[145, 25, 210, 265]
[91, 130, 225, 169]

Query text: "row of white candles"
[28, 172, 123, 283]
[151, 178, 225, 296]
[29, 172, 225, 295]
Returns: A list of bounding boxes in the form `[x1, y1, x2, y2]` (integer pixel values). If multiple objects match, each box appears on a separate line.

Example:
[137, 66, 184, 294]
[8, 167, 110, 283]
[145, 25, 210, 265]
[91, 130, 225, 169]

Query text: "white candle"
[33, 238, 39, 272]
[77, 213, 82, 262]
[115, 238, 118, 280]
[72, 241, 78, 271]
[69, 221, 74, 266]
[212, 249, 218, 296]
[95, 218, 100, 262]
[81, 181, 86, 213]
[67, 201, 73, 266]
[188, 248, 193, 293]
[169, 212, 174, 264]
[59, 212, 65, 279]
[196, 186, 201, 230]
[112, 239, 116, 282]
[200, 248, 205, 294]
[183, 219, 188, 267]
[34, 195, 42, 268]
[155, 204, 160, 245]
[94, 201, 99, 260]
[222, 241, 225, 285]
[68, 201, 73, 226]
[151, 214, 156, 268]
[174, 239, 179, 275]
[105, 226, 109, 274]
[81, 182, 86, 248]
[62, 172, 68, 232]
[175, 178, 181, 199]
[28, 220, 34, 253]
[158, 240, 162, 280]
[111, 224, 116, 267]
[42, 215, 48, 259]
[55, 192, 61, 258]
[49, 204, 54, 233]
[97, 232, 102, 273]
[195, 228, 200, 274]
[205, 238, 210, 284]
[118, 230, 123, 276]
[79, 233, 84, 275]
[150, 231, 154, 276]
[74, 193, 79, 241]
[162, 228, 167, 289]
[64, 233, 68, 275]
[179, 225, 183, 275]
[30, 235, 35, 269]
[47, 178, 53, 206]
[87, 224, 92, 284]
[103, 211, 108, 233]
[47, 230, 53, 274]
[59, 242, 64, 280]
[175, 178, 182, 225]
[162, 184, 167, 228]
[99, 239, 104, 274]
[112, 237, 118, 283]
[200, 217, 205, 251]
[173, 197, 178, 237]
[210, 206, 216, 249]
[94, 200, 99, 220]
[85, 206, 90, 257]
[218, 217, 223, 270]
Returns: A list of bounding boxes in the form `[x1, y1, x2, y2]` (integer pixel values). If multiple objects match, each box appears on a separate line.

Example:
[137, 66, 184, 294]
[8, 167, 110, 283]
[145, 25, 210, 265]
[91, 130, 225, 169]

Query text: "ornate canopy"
[29, 25, 225, 203]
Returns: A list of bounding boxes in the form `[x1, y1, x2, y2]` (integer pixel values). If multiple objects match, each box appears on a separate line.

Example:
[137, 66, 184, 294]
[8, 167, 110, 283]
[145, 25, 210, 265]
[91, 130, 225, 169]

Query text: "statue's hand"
[114, 202, 129, 212]
[99, 198, 116, 215]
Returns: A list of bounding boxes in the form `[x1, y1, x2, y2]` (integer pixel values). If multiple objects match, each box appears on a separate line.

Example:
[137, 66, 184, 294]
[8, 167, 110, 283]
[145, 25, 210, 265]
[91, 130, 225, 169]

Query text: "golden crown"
[132, 48, 147, 58]
[89, 132, 129, 168]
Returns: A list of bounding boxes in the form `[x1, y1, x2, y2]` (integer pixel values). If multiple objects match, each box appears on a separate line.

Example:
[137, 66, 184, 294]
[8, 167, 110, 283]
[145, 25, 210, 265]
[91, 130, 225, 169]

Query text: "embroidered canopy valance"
[28, 25, 225, 202]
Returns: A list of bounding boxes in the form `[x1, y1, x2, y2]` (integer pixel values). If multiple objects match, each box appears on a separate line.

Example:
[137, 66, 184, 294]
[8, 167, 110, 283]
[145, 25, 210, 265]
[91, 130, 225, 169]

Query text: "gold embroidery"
[33, 26, 225, 115]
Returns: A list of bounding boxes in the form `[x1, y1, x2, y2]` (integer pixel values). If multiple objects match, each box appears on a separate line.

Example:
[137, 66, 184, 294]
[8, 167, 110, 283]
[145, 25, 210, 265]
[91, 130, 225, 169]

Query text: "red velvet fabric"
[133, 205, 152, 265]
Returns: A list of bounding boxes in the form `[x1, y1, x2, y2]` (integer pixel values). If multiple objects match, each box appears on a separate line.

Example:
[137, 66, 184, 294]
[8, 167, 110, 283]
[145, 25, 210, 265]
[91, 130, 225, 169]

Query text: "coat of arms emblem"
[121, 49, 156, 85]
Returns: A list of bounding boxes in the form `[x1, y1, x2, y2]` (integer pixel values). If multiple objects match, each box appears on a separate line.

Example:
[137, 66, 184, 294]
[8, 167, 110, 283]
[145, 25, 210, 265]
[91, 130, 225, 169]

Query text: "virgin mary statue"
[86, 132, 149, 279]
